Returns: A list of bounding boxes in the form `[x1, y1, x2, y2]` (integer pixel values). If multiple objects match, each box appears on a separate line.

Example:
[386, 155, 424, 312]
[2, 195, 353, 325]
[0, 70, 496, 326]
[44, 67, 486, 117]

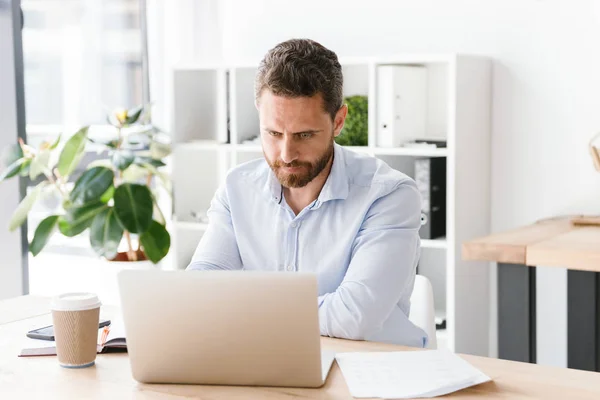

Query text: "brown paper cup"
[51, 293, 102, 368]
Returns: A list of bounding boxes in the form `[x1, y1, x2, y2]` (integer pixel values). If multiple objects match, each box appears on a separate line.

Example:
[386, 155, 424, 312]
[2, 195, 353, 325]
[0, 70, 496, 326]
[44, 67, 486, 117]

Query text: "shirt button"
[286, 265, 294, 271]
[291, 222, 297, 228]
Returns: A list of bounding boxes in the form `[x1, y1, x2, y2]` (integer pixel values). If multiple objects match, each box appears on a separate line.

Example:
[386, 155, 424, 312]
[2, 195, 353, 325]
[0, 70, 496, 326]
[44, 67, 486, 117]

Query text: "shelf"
[341, 146, 372, 154]
[169, 54, 492, 356]
[371, 147, 447, 157]
[421, 238, 447, 249]
[174, 142, 447, 158]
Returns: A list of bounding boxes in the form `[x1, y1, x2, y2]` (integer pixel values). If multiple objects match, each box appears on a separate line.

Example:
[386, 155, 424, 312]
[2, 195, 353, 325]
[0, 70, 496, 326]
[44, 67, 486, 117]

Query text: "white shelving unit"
[169, 54, 492, 357]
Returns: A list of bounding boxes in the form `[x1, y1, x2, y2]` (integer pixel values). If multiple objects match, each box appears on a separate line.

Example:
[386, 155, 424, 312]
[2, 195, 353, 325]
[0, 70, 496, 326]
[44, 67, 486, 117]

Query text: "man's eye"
[268, 131, 280, 136]
[299, 133, 313, 139]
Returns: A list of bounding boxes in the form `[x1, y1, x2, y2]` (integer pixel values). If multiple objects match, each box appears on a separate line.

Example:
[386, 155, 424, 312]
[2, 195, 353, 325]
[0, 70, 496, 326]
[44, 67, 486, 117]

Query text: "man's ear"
[333, 104, 348, 138]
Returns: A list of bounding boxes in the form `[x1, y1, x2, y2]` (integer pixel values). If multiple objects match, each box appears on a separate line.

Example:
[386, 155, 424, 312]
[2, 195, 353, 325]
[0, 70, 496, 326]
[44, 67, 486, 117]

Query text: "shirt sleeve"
[317, 180, 422, 340]
[186, 183, 243, 271]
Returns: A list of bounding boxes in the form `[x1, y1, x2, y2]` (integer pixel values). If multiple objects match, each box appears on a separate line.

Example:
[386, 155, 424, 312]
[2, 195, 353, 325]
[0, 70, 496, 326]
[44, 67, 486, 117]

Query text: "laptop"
[117, 269, 335, 387]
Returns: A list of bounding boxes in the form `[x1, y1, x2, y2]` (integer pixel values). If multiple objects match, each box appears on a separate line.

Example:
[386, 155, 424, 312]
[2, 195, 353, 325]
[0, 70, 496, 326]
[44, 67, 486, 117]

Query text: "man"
[187, 39, 427, 348]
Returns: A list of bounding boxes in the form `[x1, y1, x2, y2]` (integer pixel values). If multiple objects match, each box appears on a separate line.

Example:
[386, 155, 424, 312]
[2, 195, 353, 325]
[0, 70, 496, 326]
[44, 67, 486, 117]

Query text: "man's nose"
[280, 136, 298, 164]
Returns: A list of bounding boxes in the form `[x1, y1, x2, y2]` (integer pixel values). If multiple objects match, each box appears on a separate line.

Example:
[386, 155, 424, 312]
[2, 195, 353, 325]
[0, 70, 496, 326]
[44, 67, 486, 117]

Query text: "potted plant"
[335, 95, 368, 146]
[0, 105, 172, 264]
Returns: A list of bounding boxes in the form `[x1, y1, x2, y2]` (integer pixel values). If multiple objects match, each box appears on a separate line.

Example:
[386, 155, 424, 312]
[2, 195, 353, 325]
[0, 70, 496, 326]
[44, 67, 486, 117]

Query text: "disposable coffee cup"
[50, 292, 102, 368]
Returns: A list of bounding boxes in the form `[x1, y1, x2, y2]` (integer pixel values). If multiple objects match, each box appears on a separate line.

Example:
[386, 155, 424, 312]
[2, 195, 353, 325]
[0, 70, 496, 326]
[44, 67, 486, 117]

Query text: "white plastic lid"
[50, 292, 102, 312]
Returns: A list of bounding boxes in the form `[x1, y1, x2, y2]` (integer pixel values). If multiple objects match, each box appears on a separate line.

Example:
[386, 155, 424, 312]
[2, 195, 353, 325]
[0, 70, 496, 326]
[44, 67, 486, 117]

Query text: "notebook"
[19, 316, 127, 357]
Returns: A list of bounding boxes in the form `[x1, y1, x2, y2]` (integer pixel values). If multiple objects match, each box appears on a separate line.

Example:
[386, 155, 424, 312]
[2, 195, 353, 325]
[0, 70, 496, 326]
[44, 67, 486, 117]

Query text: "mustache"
[272, 160, 311, 168]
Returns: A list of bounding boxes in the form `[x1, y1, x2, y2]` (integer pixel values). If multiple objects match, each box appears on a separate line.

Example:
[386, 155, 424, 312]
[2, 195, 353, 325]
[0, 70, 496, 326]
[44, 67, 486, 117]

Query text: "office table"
[2, 295, 600, 399]
[462, 216, 600, 372]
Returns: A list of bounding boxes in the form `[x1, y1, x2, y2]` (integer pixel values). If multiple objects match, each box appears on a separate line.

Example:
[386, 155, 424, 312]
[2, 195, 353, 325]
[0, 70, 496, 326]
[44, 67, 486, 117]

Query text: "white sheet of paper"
[335, 349, 491, 399]
[321, 350, 336, 382]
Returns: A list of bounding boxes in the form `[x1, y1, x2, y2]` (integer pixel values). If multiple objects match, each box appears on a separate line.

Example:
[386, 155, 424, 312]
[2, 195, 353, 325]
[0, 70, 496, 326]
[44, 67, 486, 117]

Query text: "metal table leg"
[498, 263, 536, 363]
[568, 270, 600, 372]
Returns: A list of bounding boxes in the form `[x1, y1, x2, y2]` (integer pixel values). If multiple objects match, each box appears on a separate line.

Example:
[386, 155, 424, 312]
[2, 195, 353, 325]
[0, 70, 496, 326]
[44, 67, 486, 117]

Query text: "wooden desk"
[3, 296, 600, 399]
[463, 217, 600, 372]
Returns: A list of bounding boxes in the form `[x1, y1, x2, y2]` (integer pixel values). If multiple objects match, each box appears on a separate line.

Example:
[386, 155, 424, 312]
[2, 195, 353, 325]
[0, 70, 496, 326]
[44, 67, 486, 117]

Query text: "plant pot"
[109, 250, 148, 263]
[105, 251, 157, 271]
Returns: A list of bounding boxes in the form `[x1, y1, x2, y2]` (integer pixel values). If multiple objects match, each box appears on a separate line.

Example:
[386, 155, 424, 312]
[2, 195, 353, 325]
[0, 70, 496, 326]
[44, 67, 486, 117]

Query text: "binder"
[415, 157, 446, 239]
[376, 65, 427, 147]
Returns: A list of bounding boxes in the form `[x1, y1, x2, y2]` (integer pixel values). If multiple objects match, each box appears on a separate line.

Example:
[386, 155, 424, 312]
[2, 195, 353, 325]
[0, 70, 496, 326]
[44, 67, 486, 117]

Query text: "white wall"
[161, 0, 600, 360]
[219, 0, 600, 220]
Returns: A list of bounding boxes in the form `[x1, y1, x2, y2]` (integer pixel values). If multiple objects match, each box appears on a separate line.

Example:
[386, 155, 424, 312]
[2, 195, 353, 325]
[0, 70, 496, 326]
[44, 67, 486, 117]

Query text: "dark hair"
[255, 39, 343, 120]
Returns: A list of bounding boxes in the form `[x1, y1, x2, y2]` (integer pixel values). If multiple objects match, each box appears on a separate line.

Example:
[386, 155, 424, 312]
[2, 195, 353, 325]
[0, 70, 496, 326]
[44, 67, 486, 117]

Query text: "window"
[21, 0, 148, 140]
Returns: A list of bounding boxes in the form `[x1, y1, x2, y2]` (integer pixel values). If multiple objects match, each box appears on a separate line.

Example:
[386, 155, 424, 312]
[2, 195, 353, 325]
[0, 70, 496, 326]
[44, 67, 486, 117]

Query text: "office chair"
[409, 274, 438, 349]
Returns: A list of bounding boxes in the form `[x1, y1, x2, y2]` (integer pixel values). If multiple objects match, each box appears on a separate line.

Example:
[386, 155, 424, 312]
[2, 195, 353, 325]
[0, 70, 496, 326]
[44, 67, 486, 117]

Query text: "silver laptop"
[117, 269, 335, 387]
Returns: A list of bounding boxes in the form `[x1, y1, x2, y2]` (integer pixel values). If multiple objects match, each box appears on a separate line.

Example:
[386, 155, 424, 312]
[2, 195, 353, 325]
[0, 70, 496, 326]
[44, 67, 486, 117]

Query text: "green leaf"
[57, 126, 89, 177]
[88, 137, 119, 149]
[0, 158, 26, 182]
[8, 182, 46, 231]
[113, 183, 153, 234]
[49, 134, 62, 150]
[150, 140, 171, 159]
[111, 150, 135, 171]
[59, 201, 107, 237]
[135, 156, 165, 168]
[156, 170, 172, 195]
[70, 166, 115, 205]
[100, 185, 115, 203]
[19, 159, 32, 177]
[140, 220, 170, 263]
[139, 161, 159, 176]
[335, 95, 368, 147]
[121, 164, 147, 183]
[90, 208, 123, 260]
[125, 105, 143, 125]
[29, 149, 51, 180]
[87, 159, 113, 170]
[30, 215, 60, 256]
[2, 143, 23, 166]
[153, 202, 166, 226]
[151, 193, 166, 226]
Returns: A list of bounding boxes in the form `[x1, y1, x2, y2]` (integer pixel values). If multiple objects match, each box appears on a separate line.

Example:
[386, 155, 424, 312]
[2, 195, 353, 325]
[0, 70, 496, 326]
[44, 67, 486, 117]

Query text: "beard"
[266, 139, 334, 188]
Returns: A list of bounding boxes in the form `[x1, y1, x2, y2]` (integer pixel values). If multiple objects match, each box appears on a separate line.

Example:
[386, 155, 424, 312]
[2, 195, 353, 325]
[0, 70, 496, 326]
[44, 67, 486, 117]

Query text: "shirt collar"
[317, 143, 349, 203]
[264, 143, 349, 205]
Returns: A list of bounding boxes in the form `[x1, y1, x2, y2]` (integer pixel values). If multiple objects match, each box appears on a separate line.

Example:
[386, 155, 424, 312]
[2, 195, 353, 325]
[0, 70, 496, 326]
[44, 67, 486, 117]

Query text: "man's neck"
[283, 156, 334, 215]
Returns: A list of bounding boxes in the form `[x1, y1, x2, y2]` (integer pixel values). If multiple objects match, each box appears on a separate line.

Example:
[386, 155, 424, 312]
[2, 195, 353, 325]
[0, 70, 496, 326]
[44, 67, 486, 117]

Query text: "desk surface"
[462, 216, 600, 271]
[3, 296, 600, 399]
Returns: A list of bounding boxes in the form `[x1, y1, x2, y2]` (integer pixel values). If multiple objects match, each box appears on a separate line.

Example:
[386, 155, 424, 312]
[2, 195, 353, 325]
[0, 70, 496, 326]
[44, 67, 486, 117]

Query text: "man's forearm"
[317, 284, 382, 340]
[186, 260, 233, 271]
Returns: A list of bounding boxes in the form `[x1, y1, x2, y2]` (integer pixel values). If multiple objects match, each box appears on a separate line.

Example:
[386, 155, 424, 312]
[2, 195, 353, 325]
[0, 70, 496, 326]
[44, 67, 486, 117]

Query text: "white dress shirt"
[187, 143, 428, 348]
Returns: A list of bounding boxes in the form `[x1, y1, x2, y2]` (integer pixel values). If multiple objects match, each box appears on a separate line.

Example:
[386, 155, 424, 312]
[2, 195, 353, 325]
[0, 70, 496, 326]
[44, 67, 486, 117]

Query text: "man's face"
[257, 90, 346, 188]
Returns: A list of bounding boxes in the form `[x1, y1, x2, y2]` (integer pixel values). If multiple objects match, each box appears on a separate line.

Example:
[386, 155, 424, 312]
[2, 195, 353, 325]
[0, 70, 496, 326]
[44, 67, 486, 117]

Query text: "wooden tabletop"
[462, 216, 600, 271]
[3, 295, 600, 399]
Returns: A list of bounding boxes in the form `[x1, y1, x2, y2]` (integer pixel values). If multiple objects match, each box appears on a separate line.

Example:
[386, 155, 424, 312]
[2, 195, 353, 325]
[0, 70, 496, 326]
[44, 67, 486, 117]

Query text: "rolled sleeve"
[186, 184, 243, 271]
[318, 181, 422, 341]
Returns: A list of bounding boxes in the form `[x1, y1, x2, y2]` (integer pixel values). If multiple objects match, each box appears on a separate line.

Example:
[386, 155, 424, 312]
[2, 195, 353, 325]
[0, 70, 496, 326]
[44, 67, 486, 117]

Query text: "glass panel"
[21, 0, 144, 128]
